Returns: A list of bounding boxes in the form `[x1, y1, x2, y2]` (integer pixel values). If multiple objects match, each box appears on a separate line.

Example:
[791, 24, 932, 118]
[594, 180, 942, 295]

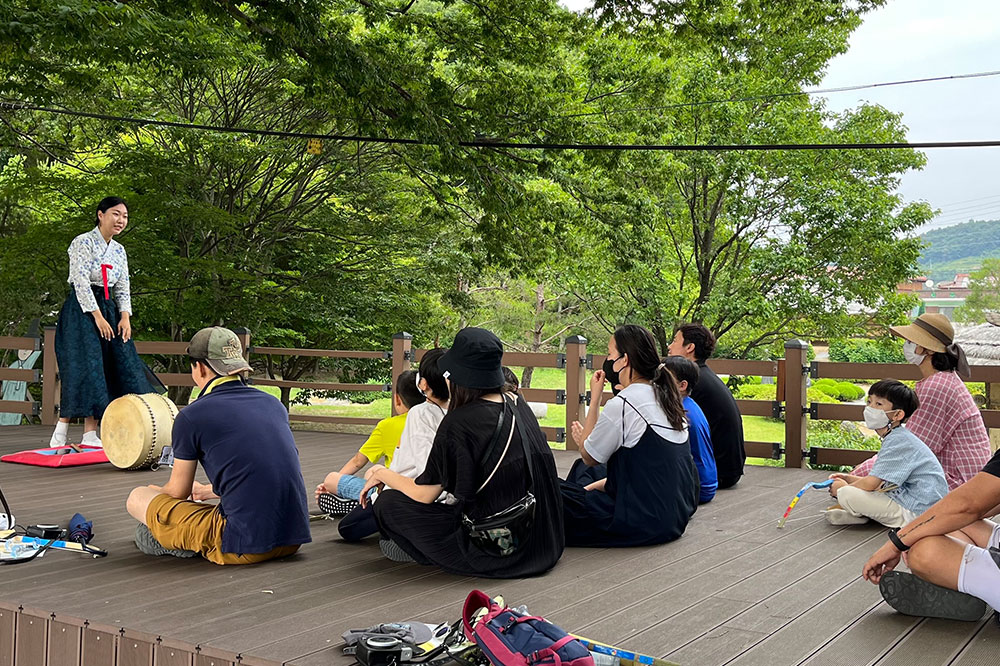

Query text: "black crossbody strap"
[477, 397, 512, 481]
[513, 397, 536, 492]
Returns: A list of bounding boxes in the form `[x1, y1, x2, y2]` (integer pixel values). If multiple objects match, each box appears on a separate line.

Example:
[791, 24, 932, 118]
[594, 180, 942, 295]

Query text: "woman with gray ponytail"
[561, 324, 700, 547]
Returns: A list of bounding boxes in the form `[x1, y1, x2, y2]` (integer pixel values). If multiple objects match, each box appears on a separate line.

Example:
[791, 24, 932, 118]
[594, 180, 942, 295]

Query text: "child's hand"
[829, 478, 848, 497]
[315, 482, 328, 501]
[365, 464, 386, 481]
[829, 473, 859, 485]
[571, 421, 586, 448]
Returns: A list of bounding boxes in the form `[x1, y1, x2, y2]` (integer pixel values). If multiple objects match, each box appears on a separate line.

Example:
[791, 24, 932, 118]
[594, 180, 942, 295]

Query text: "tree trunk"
[521, 366, 534, 389]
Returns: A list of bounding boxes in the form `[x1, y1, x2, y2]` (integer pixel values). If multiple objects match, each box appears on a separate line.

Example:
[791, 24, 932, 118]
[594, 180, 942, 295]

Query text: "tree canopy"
[0, 0, 927, 370]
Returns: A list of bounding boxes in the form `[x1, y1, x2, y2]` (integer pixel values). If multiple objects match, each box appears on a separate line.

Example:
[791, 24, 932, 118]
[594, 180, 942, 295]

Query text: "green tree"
[956, 258, 1000, 324]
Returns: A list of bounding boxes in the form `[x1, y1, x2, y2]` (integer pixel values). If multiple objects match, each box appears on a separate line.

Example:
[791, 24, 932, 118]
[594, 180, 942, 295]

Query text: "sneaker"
[48, 431, 67, 448]
[317, 493, 360, 518]
[879, 570, 987, 621]
[134, 524, 198, 559]
[824, 506, 869, 525]
[379, 539, 415, 563]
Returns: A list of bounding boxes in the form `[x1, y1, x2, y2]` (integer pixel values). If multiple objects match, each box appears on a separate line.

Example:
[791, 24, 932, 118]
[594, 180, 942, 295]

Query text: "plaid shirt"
[853, 371, 991, 491]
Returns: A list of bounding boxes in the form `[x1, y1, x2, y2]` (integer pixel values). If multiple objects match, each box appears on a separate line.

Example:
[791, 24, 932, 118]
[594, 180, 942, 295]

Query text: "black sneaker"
[134, 524, 197, 559]
[317, 493, 360, 518]
[379, 539, 415, 563]
[879, 570, 987, 621]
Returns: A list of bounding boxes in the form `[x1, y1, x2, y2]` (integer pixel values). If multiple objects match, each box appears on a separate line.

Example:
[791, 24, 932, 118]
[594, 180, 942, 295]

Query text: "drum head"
[102, 394, 177, 470]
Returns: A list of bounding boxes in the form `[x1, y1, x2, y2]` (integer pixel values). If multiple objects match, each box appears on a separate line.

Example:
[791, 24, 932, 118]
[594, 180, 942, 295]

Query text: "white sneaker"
[81, 432, 102, 448]
[824, 506, 869, 525]
[49, 431, 67, 448]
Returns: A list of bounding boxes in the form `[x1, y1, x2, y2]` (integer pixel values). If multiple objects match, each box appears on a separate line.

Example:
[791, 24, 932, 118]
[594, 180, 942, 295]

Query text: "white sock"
[81, 430, 102, 447]
[49, 422, 69, 447]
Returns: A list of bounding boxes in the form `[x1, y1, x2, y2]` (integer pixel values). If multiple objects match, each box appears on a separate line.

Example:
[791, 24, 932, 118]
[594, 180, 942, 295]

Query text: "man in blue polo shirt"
[125, 326, 311, 564]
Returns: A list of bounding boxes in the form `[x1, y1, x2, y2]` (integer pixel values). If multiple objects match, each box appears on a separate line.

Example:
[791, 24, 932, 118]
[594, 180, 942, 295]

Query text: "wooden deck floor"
[0, 424, 996, 665]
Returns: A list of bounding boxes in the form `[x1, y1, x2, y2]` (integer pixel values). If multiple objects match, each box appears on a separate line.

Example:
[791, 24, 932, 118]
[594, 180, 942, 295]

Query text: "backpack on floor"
[462, 590, 595, 666]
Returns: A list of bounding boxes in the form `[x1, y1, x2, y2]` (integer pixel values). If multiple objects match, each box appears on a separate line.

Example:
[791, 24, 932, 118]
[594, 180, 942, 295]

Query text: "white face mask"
[903, 341, 926, 366]
[863, 405, 892, 431]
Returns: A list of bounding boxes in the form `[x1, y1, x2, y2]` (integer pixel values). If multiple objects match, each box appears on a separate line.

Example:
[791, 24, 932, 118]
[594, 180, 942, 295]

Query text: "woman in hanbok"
[49, 197, 163, 447]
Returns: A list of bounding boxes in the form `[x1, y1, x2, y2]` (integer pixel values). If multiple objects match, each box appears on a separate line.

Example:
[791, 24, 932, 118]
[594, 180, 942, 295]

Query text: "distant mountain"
[919, 219, 1000, 282]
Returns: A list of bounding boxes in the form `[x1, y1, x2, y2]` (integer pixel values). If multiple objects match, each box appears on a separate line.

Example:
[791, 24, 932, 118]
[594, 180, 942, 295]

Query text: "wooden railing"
[5, 331, 999, 467]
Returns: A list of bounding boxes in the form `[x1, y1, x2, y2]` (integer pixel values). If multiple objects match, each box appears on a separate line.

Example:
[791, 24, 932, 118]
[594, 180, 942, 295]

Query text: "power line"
[561, 69, 1000, 118]
[4, 99, 1000, 152]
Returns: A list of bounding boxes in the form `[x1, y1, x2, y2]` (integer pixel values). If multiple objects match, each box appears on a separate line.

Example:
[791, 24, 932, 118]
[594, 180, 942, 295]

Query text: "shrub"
[733, 384, 776, 401]
[807, 420, 882, 472]
[835, 381, 865, 401]
[828, 338, 904, 364]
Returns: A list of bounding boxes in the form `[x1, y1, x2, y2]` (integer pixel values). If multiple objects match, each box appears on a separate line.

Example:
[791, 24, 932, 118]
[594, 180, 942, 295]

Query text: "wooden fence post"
[391, 333, 413, 416]
[784, 339, 809, 468]
[988, 382, 1000, 453]
[564, 336, 588, 452]
[41, 326, 58, 426]
[232, 327, 251, 363]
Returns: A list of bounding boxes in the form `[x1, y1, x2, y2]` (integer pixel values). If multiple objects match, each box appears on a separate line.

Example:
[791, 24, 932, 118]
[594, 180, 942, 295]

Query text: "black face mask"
[603, 356, 622, 396]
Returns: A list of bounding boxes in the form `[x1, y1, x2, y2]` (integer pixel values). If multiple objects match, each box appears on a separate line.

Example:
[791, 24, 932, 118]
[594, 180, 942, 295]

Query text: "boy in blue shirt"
[827, 379, 947, 528]
[663, 356, 717, 503]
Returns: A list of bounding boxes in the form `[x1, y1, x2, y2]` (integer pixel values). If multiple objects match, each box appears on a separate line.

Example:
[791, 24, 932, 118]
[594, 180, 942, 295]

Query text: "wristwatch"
[887, 527, 910, 552]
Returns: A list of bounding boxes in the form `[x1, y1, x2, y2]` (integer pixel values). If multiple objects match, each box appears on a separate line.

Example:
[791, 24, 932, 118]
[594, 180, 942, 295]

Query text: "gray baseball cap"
[187, 326, 252, 376]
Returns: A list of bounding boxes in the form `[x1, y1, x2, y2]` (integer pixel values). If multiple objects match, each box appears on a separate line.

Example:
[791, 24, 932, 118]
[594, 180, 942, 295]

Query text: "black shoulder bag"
[461, 395, 537, 557]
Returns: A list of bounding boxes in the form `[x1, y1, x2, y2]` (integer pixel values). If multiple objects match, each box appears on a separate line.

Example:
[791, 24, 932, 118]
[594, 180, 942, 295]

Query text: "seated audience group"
[123, 321, 751, 576]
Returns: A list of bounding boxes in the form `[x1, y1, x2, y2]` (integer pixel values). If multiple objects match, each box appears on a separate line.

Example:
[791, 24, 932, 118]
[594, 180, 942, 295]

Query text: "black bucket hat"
[439, 327, 505, 389]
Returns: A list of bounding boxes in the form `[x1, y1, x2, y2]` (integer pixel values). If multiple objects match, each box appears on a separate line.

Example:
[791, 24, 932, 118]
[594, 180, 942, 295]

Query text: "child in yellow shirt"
[316, 370, 424, 516]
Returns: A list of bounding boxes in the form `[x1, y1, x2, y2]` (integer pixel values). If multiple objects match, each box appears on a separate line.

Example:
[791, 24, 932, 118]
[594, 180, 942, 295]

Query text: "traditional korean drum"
[101, 393, 178, 470]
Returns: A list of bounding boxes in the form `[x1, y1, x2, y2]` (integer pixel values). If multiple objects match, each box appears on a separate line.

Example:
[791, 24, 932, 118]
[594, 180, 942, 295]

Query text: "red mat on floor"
[1, 445, 108, 467]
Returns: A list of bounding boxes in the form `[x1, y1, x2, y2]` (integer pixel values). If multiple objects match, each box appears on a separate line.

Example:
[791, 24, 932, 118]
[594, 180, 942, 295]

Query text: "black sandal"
[879, 570, 987, 621]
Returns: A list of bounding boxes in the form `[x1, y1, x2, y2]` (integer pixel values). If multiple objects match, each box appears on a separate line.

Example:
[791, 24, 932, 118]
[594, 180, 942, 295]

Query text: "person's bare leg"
[127, 486, 163, 526]
[906, 535, 969, 590]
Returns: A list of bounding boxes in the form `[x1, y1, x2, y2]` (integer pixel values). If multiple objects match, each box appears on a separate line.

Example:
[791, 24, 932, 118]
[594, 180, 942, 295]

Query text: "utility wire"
[3, 99, 1000, 152]
[561, 69, 1000, 118]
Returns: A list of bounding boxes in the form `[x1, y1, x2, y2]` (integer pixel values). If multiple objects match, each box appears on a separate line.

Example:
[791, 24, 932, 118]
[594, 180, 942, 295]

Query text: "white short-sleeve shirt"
[584, 382, 688, 465]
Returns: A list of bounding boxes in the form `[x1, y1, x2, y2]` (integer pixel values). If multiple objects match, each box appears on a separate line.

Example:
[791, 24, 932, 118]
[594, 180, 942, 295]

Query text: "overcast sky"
[561, 0, 1000, 232]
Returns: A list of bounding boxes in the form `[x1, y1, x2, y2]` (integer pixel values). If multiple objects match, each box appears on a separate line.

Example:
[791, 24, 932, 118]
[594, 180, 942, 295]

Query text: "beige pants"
[837, 486, 917, 528]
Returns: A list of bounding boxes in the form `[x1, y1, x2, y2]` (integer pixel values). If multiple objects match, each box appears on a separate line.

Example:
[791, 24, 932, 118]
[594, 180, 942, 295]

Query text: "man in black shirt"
[667, 323, 745, 488]
[862, 449, 1000, 622]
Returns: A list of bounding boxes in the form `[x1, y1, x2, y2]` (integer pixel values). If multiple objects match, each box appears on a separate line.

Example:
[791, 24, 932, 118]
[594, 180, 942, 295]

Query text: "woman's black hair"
[418, 347, 449, 402]
[613, 324, 686, 430]
[395, 370, 426, 409]
[96, 196, 127, 224]
[448, 384, 504, 410]
[930, 351, 959, 373]
[502, 366, 519, 393]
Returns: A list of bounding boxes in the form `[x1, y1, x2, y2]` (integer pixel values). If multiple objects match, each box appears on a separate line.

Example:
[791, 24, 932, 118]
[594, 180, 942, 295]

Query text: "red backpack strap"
[528, 637, 577, 666]
[462, 590, 494, 640]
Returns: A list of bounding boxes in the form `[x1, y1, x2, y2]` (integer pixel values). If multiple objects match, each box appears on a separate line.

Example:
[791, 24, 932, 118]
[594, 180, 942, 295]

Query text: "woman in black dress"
[363, 327, 564, 578]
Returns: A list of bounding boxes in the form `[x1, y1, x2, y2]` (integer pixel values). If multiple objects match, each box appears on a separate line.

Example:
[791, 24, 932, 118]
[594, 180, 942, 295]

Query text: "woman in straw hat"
[852, 313, 990, 490]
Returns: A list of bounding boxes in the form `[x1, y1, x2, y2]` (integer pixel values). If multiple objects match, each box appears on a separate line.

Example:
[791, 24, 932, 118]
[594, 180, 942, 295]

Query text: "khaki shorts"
[146, 493, 300, 565]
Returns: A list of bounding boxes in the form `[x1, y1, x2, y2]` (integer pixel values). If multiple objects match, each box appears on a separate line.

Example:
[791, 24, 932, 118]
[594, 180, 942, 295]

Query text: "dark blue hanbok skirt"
[55, 286, 164, 419]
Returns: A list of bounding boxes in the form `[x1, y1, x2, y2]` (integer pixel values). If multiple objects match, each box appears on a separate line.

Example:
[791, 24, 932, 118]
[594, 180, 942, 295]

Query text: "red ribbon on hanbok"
[100, 264, 113, 299]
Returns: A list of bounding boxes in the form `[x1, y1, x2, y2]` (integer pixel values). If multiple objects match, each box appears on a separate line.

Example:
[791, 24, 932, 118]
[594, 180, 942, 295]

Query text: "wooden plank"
[813, 362, 923, 381]
[797, 604, 919, 666]
[0, 602, 17, 666]
[82, 624, 119, 666]
[252, 379, 390, 392]
[287, 415, 382, 427]
[981, 409, 1000, 429]
[193, 645, 238, 666]
[744, 441, 781, 460]
[944, 618, 1000, 665]
[14, 607, 48, 666]
[736, 399, 776, 417]
[248, 348, 387, 360]
[706, 359, 780, 377]
[49, 615, 85, 666]
[0, 401, 37, 416]
[133, 342, 190, 355]
[153, 374, 197, 387]
[812, 402, 863, 422]
[874, 617, 987, 666]
[153, 637, 196, 666]
[518, 388, 561, 403]
[0, 368, 39, 382]
[0, 337, 39, 351]
[810, 447, 875, 468]
[41, 327, 58, 425]
[118, 629, 156, 666]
